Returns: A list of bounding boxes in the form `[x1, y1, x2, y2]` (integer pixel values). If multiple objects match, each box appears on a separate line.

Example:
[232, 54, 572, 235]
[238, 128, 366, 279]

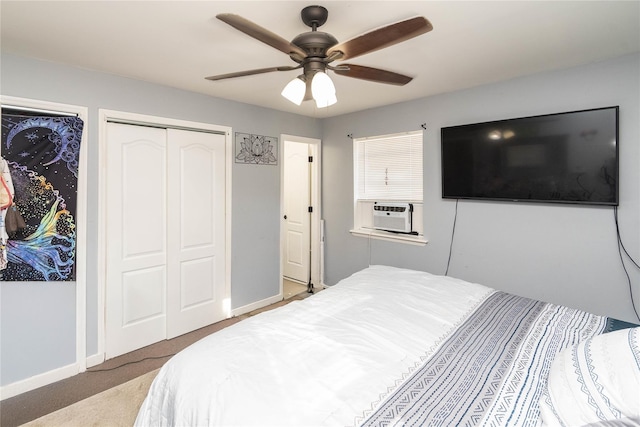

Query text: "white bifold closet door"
[105, 123, 226, 359]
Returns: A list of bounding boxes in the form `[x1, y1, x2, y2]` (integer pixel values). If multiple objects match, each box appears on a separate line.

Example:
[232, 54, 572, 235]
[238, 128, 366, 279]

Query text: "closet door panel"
[167, 129, 226, 339]
[181, 147, 215, 250]
[180, 258, 215, 308]
[121, 267, 165, 324]
[121, 142, 166, 261]
[105, 123, 167, 359]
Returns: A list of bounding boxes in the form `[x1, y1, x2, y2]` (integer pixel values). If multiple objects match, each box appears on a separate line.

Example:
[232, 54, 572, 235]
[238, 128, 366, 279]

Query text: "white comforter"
[135, 265, 493, 426]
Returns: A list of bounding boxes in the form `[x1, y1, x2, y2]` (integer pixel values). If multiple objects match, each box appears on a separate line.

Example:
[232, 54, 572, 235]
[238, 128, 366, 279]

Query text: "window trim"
[349, 228, 428, 245]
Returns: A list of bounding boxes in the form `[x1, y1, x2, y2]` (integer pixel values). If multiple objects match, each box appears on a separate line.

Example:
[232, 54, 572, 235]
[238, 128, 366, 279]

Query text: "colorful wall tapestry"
[235, 132, 278, 165]
[0, 109, 83, 281]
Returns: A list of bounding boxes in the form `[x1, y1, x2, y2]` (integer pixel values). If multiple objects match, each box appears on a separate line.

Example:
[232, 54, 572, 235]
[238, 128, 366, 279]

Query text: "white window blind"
[355, 131, 423, 201]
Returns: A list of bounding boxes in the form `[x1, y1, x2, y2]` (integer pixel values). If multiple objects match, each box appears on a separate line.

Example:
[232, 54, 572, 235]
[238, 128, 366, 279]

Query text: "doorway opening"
[280, 134, 322, 300]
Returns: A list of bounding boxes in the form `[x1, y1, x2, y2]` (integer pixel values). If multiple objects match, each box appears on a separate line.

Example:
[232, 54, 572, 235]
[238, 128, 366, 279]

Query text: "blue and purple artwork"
[1, 110, 83, 281]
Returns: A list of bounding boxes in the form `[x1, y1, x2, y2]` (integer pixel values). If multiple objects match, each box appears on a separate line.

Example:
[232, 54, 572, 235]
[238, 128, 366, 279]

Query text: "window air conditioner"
[373, 202, 413, 233]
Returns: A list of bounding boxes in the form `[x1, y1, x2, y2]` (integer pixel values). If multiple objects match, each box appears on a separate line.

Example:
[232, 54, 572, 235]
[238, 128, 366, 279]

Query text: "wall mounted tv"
[441, 106, 619, 206]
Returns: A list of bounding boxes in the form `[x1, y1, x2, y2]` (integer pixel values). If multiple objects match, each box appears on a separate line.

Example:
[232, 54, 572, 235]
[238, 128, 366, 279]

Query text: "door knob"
[284, 215, 287, 219]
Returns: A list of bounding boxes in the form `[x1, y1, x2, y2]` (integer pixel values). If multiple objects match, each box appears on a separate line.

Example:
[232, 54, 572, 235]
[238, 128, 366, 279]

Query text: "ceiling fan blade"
[217, 13, 306, 58]
[333, 64, 413, 86]
[205, 65, 299, 81]
[327, 16, 432, 61]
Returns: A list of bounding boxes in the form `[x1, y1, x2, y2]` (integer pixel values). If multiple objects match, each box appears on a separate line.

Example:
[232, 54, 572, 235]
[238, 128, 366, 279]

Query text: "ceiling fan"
[206, 5, 433, 107]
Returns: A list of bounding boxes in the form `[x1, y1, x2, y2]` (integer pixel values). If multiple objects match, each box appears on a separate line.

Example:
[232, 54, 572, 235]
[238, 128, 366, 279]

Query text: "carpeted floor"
[21, 369, 160, 427]
[1, 287, 314, 427]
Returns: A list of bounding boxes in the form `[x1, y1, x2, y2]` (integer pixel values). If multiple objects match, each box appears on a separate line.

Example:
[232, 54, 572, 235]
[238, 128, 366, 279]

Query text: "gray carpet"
[1, 292, 312, 427]
[21, 369, 160, 427]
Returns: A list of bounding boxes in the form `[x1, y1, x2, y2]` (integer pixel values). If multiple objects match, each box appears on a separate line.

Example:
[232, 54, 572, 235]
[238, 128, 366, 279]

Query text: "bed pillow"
[539, 326, 640, 426]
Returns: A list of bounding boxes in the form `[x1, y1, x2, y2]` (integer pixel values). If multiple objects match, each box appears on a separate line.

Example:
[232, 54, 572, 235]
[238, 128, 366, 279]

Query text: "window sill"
[349, 228, 428, 246]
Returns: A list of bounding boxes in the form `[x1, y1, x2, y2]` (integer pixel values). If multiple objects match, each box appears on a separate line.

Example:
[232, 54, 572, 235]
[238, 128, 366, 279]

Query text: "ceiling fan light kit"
[281, 75, 306, 105]
[310, 71, 337, 108]
[209, 5, 433, 108]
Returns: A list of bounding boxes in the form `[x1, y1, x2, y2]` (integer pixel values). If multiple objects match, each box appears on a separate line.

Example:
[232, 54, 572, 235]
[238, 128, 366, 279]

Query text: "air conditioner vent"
[373, 202, 412, 233]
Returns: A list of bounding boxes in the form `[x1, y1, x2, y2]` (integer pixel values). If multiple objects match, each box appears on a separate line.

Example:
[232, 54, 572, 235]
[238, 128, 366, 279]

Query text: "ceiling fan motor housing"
[292, 13, 339, 78]
[292, 31, 338, 57]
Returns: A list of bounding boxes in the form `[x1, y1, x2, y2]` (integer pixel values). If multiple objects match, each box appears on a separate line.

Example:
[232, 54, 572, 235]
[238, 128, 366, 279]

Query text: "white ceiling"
[1, 1, 639, 118]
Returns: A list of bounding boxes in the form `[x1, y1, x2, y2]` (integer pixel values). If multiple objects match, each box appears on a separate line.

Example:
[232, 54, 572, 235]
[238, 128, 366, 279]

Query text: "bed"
[135, 265, 640, 426]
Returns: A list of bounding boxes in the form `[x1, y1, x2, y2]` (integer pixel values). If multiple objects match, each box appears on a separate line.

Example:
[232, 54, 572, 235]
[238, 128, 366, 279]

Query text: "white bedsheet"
[135, 265, 494, 426]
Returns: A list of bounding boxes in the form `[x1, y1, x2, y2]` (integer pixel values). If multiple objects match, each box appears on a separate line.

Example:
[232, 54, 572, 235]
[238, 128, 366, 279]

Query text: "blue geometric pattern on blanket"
[359, 292, 607, 427]
[539, 326, 640, 425]
[570, 327, 638, 419]
[574, 339, 619, 419]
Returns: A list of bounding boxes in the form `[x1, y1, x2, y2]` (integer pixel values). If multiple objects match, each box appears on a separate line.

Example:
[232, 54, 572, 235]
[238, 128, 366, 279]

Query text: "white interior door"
[105, 123, 167, 358]
[283, 140, 310, 283]
[166, 129, 226, 339]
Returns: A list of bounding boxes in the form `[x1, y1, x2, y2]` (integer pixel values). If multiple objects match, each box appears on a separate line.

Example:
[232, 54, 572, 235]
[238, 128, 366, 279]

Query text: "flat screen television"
[441, 106, 619, 205]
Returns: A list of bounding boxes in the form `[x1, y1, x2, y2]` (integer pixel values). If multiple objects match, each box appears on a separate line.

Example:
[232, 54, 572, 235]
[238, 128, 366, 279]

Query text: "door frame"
[280, 134, 322, 296]
[95, 109, 232, 366]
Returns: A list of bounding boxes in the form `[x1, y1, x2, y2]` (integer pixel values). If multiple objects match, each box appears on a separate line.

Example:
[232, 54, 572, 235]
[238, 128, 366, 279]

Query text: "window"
[352, 130, 426, 244]
[355, 131, 423, 201]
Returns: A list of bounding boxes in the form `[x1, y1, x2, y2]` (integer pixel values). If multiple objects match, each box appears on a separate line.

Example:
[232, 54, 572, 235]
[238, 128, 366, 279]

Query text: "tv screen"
[441, 106, 619, 205]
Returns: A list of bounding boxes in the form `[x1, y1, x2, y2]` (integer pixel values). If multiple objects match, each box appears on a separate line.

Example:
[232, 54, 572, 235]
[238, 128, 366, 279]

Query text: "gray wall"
[0, 53, 321, 385]
[2, 51, 638, 388]
[322, 53, 640, 324]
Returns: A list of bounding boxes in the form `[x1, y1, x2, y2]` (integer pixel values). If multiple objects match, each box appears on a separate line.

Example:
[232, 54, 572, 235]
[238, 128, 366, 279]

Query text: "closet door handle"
[284, 215, 287, 220]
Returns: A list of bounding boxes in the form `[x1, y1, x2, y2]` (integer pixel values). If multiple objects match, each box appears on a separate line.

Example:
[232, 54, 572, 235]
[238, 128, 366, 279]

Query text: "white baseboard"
[0, 362, 79, 401]
[231, 294, 282, 317]
[230, 284, 328, 318]
[86, 352, 105, 369]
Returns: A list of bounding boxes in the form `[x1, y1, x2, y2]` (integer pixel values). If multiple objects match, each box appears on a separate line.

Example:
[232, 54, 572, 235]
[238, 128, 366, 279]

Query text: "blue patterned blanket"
[358, 291, 613, 427]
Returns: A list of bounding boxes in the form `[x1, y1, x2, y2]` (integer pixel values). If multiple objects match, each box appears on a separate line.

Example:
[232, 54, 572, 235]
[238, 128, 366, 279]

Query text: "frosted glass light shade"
[281, 77, 306, 105]
[311, 71, 337, 108]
